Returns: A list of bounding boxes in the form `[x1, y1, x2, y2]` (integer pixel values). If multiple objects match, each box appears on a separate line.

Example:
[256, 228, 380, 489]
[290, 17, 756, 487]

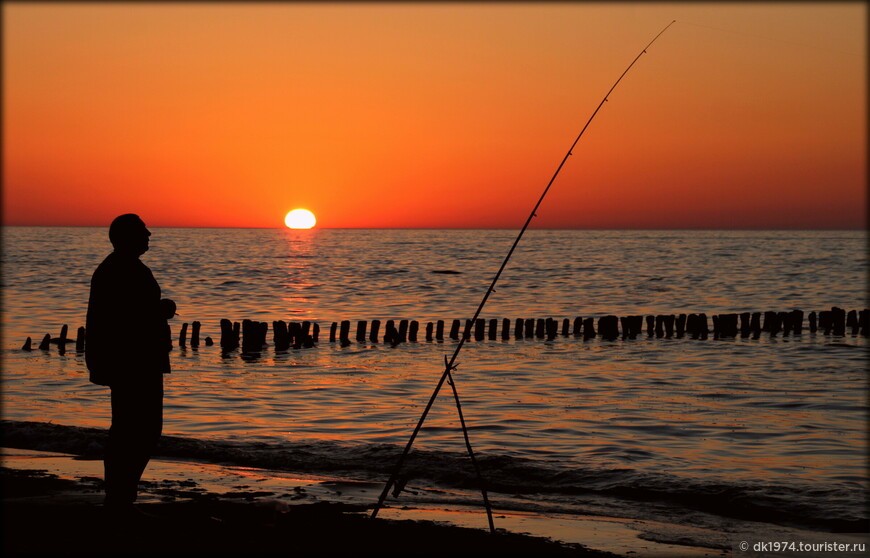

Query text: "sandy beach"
[0, 446, 743, 558]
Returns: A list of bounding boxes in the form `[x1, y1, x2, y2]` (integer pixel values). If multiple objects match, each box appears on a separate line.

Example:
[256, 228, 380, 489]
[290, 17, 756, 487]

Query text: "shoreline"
[0, 447, 733, 558]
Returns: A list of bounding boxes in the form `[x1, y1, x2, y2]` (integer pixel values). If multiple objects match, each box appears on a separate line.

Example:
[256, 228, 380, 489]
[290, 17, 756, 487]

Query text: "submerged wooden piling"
[426, 322, 434, 342]
[58, 325, 68, 355]
[39, 334, 51, 351]
[191, 321, 201, 348]
[370, 320, 381, 343]
[791, 310, 803, 335]
[356, 320, 367, 343]
[449, 320, 460, 340]
[573, 317, 582, 337]
[177, 322, 187, 348]
[409, 320, 419, 342]
[435, 320, 444, 341]
[220, 319, 238, 350]
[546, 318, 558, 340]
[22, 337, 32, 351]
[676, 314, 687, 338]
[488, 319, 498, 341]
[475, 319, 485, 341]
[808, 311, 817, 333]
[76, 327, 86, 352]
[831, 307, 846, 336]
[740, 313, 751, 337]
[582, 317, 595, 339]
[598, 315, 619, 340]
[818, 311, 832, 335]
[502, 318, 511, 340]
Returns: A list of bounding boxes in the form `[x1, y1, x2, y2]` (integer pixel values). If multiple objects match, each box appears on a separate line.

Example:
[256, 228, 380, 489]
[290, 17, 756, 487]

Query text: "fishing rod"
[370, 20, 677, 527]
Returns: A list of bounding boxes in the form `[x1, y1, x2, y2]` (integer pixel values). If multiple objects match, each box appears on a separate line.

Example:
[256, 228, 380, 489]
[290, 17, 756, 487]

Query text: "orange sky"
[3, 2, 866, 229]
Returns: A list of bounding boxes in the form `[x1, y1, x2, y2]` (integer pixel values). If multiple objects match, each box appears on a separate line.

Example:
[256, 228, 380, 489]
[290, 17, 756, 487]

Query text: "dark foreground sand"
[1, 467, 617, 558]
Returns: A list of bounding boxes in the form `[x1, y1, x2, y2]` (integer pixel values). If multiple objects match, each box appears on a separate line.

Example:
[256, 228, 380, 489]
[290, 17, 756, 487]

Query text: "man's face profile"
[110, 214, 151, 256]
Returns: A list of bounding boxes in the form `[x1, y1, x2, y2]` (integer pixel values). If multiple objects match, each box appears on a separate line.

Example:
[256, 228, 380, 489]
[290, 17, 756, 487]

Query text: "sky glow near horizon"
[2, 2, 866, 229]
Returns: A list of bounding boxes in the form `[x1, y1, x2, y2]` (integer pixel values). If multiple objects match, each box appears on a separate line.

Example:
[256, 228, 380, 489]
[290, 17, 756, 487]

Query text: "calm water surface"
[2, 227, 867, 531]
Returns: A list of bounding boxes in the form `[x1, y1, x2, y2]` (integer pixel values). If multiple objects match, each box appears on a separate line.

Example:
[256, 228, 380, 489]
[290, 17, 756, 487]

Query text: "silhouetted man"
[86, 214, 173, 511]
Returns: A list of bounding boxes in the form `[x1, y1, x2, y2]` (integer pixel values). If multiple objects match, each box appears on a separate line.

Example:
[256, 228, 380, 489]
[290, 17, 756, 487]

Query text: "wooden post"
[409, 321, 419, 342]
[273, 321, 288, 351]
[686, 314, 698, 338]
[179, 323, 188, 348]
[645, 315, 655, 337]
[436, 320, 445, 341]
[370, 320, 381, 343]
[329, 322, 338, 342]
[502, 318, 511, 340]
[534, 319, 545, 338]
[779, 311, 792, 336]
[426, 322, 434, 342]
[762, 311, 777, 332]
[241, 319, 256, 352]
[808, 311, 817, 333]
[750, 312, 761, 339]
[76, 327, 86, 352]
[561, 318, 570, 337]
[449, 319, 460, 340]
[831, 307, 846, 336]
[582, 317, 595, 339]
[488, 319, 498, 341]
[463, 320, 473, 341]
[524, 319, 535, 339]
[818, 311, 832, 335]
[620, 317, 629, 339]
[515, 318, 524, 339]
[572, 317, 583, 337]
[676, 314, 687, 338]
[474, 319, 485, 341]
[712, 315, 720, 339]
[339, 320, 351, 343]
[598, 316, 618, 340]
[39, 334, 51, 350]
[385, 320, 397, 344]
[398, 320, 409, 343]
[220, 319, 237, 350]
[312, 323, 320, 343]
[191, 321, 201, 348]
[356, 320, 367, 343]
[858, 309, 869, 337]
[846, 309, 858, 335]
[58, 324, 68, 355]
[698, 313, 709, 340]
[22, 337, 32, 351]
[545, 318, 558, 340]
[790, 310, 803, 335]
[663, 315, 675, 338]
[655, 315, 665, 338]
[739, 312, 751, 338]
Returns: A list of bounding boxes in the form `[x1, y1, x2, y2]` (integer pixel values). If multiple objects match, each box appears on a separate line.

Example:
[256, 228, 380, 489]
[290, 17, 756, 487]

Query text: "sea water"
[2, 227, 867, 534]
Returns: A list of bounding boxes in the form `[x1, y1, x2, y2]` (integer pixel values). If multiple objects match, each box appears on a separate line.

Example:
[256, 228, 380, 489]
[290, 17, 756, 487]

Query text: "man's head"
[109, 214, 151, 255]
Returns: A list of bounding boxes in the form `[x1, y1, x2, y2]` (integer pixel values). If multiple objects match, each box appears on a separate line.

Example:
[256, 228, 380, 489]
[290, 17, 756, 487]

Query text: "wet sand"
[0, 448, 737, 558]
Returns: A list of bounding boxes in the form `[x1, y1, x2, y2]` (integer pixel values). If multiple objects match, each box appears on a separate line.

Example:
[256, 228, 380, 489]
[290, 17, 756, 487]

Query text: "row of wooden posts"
[23, 307, 868, 354]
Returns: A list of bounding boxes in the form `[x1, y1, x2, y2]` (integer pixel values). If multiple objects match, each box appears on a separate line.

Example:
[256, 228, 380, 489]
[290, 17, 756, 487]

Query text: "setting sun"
[284, 209, 316, 229]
